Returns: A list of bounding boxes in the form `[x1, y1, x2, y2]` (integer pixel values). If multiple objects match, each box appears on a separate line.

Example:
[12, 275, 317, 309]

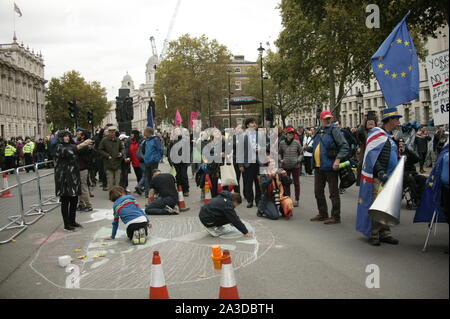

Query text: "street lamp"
[34, 82, 41, 136]
[257, 43, 265, 128]
[227, 69, 232, 128]
[356, 89, 363, 125]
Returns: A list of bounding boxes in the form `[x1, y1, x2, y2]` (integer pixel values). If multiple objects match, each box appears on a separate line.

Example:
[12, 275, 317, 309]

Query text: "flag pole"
[13, 2, 16, 41]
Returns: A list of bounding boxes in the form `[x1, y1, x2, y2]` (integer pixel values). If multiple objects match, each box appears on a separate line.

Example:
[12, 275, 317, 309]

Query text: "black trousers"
[200, 216, 230, 228]
[175, 163, 189, 193]
[24, 154, 35, 172]
[303, 156, 313, 175]
[133, 166, 143, 185]
[126, 222, 149, 240]
[232, 163, 242, 194]
[145, 196, 178, 215]
[442, 185, 449, 225]
[314, 168, 340, 219]
[5, 156, 15, 173]
[419, 152, 427, 171]
[60, 196, 78, 228]
[145, 162, 159, 194]
[120, 163, 129, 189]
[242, 163, 261, 204]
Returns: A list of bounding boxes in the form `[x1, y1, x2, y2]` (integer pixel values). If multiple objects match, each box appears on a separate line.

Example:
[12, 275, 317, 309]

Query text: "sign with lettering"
[426, 50, 449, 126]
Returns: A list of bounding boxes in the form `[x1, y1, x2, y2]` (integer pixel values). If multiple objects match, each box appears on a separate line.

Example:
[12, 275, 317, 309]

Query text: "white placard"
[426, 50, 449, 126]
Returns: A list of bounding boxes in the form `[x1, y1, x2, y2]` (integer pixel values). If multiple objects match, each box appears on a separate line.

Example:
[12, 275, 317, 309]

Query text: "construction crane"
[149, 36, 158, 58]
[159, 0, 181, 61]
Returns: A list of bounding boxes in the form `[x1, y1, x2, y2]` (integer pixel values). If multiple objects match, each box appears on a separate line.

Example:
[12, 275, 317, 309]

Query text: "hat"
[284, 127, 295, 134]
[119, 134, 129, 140]
[320, 110, 333, 119]
[381, 107, 402, 121]
[107, 126, 117, 131]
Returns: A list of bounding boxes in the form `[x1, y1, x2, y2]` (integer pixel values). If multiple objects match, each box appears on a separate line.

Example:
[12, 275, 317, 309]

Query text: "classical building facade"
[0, 37, 46, 139]
[285, 26, 449, 129]
[212, 55, 260, 128]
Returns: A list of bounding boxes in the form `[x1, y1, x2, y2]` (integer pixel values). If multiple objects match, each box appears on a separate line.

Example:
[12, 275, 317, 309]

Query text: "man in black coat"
[199, 191, 252, 237]
[414, 126, 431, 173]
[145, 169, 182, 215]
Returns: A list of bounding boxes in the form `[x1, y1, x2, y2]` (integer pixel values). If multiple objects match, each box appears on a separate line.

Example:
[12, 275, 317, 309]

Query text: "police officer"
[23, 138, 35, 173]
[4, 141, 17, 173]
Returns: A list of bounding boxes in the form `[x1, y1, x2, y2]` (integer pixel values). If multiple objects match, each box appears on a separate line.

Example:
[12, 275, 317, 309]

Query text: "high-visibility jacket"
[23, 142, 33, 154]
[5, 145, 16, 157]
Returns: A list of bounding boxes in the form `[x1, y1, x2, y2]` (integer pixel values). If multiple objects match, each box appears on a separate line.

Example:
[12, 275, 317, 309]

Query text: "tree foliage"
[276, 0, 448, 119]
[154, 34, 232, 127]
[45, 71, 110, 129]
[246, 51, 328, 127]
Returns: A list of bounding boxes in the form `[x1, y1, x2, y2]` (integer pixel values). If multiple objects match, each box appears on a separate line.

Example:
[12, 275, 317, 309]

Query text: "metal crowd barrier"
[0, 161, 60, 244]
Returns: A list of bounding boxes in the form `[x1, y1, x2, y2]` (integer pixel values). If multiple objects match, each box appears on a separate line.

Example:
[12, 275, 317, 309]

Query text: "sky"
[0, 0, 282, 100]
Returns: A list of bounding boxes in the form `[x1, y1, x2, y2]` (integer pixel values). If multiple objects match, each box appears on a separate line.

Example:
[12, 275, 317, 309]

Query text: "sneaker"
[77, 205, 85, 211]
[213, 226, 228, 236]
[183, 192, 189, 197]
[132, 230, 140, 245]
[139, 228, 147, 244]
[83, 207, 93, 212]
[64, 226, 76, 232]
[205, 227, 220, 237]
[368, 236, 381, 246]
[293, 200, 299, 207]
[134, 187, 142, 195]
[246, 202, 254, 208]
[71, 223, 83, 228]
[165, 205, 179, 215]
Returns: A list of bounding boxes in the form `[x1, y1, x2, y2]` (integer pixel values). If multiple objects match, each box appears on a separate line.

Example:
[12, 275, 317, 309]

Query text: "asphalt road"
[0, 162, 448, 299]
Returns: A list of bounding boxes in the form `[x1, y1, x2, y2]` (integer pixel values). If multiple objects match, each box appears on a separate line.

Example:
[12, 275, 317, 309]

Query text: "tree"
[276, 0, 447, 119]
[246, 51, 328, 127]
[45, 71, 110, 129]
[154, 34, 232, 127]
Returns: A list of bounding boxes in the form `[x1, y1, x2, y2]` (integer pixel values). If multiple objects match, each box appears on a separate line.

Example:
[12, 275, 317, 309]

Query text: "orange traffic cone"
[1, 172, 13, 198]
[204, 174, 212, 204]
[218, 250, 239, 299]
[177, 185, 189, 212]
[217, 178, 223, 193]
[149, 251, 170, 299]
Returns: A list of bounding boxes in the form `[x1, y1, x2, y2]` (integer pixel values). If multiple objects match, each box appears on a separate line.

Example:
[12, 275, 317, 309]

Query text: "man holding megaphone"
[356, 107, 402, 246]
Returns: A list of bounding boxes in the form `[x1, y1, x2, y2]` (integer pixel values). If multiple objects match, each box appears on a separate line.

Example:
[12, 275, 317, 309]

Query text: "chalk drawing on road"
[29, 216, 274, 291]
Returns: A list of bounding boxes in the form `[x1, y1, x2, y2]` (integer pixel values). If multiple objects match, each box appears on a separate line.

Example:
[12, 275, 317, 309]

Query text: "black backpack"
[137, 139, 146, 162]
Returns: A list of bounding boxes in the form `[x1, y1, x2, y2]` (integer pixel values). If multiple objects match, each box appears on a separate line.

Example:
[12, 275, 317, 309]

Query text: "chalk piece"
[36, 282, 42, 286]
[73, 249, 82, 253]
[93, 253, 106, 258]
[198, 274, 206, 278]
[77, 255, 87, 260]
[101, 243, 108, 246]
[11, 239, 16, 243]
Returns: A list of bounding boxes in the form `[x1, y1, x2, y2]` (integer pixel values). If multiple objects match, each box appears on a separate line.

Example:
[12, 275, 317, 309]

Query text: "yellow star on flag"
[384, 69, 390, 75]
[408, 65, 412, 71]
[378, 63, 384, 69]
[392, 72, 398, 79]
[396, 38, 403, 43]
[401, 72, 406, 77]
[378, 57, 383, 61]
[358, 198, 363, 204]
[404, 41, 410, 46]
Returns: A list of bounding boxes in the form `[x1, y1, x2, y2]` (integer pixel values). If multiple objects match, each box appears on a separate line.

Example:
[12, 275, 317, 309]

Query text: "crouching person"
[145, 169, 182, 215]
[106, 186, 150, 245]
[199, 191, 252, 238]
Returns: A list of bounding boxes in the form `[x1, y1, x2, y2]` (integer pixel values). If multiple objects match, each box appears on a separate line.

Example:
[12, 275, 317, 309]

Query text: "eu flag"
[371, 12, 419, 108]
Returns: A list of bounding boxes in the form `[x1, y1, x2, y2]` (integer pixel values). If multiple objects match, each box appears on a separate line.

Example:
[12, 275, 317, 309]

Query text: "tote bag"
[220, 155, 238, 186]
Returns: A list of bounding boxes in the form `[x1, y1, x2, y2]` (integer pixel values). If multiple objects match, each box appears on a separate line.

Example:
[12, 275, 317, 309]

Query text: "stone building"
[285, 25, 449, 129]
[0, 36, 46, 139]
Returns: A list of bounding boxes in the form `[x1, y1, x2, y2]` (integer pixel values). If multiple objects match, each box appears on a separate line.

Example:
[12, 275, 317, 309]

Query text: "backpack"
[137, 139, 146, 162]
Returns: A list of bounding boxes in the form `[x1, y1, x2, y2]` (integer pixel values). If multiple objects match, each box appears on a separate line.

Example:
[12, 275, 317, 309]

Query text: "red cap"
[284, 127, 295, 134]
[320, 110, 333, 119]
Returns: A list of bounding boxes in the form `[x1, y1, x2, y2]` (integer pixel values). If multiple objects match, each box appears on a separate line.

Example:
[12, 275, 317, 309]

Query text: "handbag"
[220, 156, 238, 186]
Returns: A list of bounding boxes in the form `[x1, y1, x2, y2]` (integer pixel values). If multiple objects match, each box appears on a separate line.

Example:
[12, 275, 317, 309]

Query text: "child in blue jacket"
[105, 186, 150, 244]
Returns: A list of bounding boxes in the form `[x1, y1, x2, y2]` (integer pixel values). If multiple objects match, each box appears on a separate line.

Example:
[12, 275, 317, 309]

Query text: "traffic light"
[87, 110, 94, 125]
[68, 100, 78, 119]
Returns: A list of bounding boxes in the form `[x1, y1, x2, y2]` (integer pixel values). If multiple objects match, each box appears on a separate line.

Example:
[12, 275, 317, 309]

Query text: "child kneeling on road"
[105, 186, 151, 245]
[199, 190, 252, 238]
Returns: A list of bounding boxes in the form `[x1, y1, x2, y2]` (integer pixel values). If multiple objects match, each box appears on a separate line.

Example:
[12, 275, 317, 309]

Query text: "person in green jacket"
[98, 126, 124, 191]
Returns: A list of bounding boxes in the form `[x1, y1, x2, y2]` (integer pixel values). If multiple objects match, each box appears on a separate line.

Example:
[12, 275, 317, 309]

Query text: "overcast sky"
[0, 0, 282, 100]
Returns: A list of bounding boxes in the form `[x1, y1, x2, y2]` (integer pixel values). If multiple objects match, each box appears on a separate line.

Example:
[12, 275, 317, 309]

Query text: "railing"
[0, 161, 60, 244]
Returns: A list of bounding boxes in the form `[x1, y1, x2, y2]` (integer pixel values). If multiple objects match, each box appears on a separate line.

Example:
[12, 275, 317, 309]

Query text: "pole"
[35, 84, 40, 136]
[260, 54, 265, 128]
[208, 86, 211, 128]
[228, 72, 232, 128]
[358, 102, 361, 126]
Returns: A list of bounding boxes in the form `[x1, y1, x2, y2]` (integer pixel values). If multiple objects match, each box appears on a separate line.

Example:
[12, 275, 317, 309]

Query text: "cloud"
[0, 0, 281, 101]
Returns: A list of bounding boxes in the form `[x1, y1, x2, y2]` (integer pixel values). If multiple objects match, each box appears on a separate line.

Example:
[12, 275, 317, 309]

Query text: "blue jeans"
[137, 162, 146, 190]
[37, 152, 46, 164]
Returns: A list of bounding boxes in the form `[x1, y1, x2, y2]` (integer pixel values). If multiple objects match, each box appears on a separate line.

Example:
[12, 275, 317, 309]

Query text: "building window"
[415, 107, 420, 122]
[235, 68, 241, 74]
[235, 81, 242, 91]
[236, 104, 243, 110]
[223, 98, 229, 110]
[223, 118, 230, 128]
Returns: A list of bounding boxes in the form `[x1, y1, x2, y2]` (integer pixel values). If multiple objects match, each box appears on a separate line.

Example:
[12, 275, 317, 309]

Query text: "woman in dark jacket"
[356, 114, 377, 185]
[54, 131, 93, 231]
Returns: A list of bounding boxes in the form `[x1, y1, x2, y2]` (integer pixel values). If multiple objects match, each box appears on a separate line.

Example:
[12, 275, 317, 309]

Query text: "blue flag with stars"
[371, 12, 419, 107]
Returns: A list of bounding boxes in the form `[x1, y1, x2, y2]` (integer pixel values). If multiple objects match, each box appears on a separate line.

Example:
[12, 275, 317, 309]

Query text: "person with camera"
[305, 110, 349, 225]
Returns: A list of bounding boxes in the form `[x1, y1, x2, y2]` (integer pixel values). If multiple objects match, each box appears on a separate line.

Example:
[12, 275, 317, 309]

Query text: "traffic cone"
[217, 178, 223, 193]
[204, 174, 212, 204]
[1, 173, 13, 198]
[149, 251, 170, 299]
[218, 250, 240, 299]
[177, 185, 189, 212]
